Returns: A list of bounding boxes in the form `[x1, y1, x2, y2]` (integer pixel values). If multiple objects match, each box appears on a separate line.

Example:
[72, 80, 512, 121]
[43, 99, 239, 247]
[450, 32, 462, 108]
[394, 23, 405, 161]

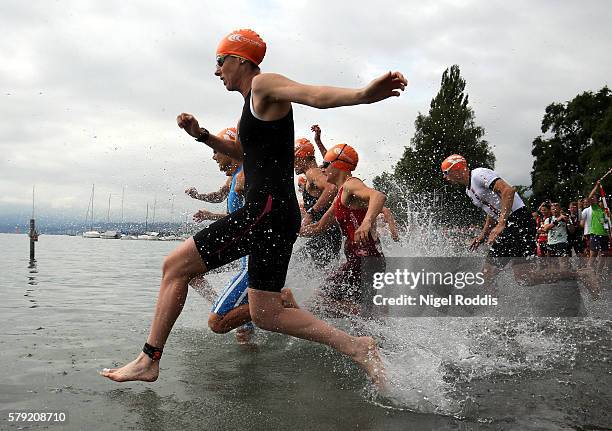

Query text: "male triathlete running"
[441, 155, 535, 261]
[101, 29, 407, 386]
[440, 154, 588, 291]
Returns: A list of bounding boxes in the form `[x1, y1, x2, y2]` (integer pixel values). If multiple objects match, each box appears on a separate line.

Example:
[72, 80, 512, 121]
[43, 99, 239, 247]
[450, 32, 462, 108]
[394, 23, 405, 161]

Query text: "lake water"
[0, 233, 610, 430]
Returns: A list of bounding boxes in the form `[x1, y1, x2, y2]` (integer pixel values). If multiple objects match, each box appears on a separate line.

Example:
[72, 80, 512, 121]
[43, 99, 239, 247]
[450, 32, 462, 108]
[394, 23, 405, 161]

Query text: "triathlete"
[185, 127, 253, 343]
[294, 137, 342, 266]
[101, 28, 407, 386]
[301, 144, 386, 303]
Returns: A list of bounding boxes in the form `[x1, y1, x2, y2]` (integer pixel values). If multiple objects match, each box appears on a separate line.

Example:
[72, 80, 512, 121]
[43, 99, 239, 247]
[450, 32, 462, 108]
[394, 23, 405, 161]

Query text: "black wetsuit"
[301, 188, 341, 265]
[194, 91, 302, 291]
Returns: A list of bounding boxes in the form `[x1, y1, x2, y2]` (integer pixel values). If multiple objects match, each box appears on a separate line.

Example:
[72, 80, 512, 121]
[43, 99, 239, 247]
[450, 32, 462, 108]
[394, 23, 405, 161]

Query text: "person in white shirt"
[440, 154, 586, 293]
[441, 154, 536, 263]
[543, 203, 569, 257]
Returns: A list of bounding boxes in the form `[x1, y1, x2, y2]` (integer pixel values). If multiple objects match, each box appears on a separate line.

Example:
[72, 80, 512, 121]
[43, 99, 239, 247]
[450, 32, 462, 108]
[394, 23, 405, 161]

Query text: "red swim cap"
[216, 127, 237, 141]
[216, 29, 266, 66]
[294, 138, 315, 158]
[441, 154, 467, 172]
[324, 144, 358, 172]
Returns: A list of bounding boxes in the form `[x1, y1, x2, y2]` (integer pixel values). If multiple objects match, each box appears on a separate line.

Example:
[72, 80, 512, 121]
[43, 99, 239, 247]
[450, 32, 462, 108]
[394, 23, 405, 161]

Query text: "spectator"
[543, 203, 569, 257]
[567, 201, 585, 256]
[536, 202, 551, 256]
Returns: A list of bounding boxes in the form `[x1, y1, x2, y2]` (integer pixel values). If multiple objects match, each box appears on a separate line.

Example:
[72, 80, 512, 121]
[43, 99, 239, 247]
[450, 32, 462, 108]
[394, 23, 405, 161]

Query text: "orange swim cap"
[216, 29, 266, 66]
[324, 144, 358, 172]
[441, 154, 467, 172]
[216, 127, 237, 141]
[294, 138, 315, 158]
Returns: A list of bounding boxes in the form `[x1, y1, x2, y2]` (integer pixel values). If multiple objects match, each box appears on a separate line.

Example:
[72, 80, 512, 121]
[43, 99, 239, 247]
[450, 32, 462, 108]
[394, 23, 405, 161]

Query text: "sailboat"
[100, 193, 120, 239]
[136, 201, 160, 240]
[83, 184, 101, 238]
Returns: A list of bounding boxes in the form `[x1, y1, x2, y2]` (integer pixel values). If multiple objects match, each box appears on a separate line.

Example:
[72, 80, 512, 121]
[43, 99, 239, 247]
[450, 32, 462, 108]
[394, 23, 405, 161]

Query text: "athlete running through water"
[185, 127, 254, 343]
[301, 144, 386, 306]
[294, 137, 342, 266]
[101, 29, 407, 386]
[186, 127, 299, 342]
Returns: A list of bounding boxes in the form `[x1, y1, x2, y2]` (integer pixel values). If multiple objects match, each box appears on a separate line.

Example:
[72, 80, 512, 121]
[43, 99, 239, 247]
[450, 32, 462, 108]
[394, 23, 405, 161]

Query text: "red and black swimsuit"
[323, 181, 385, 301]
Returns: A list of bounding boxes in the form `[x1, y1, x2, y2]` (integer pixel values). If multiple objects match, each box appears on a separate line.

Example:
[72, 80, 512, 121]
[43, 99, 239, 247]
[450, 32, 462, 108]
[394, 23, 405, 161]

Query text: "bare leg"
[208, 304, 252, 334]
[101, 238, 206, 382]
[209, 288, 302, 333]
[234, 325, 255, 344]
[280, 287, 300, 309]
[248, 288, 384, 387]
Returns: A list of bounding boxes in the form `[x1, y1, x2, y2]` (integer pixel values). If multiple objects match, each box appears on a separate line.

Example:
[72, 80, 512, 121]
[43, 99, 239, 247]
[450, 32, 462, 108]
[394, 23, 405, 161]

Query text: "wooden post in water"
[29, 185, 38, 260]
[29, 218, 36, 260]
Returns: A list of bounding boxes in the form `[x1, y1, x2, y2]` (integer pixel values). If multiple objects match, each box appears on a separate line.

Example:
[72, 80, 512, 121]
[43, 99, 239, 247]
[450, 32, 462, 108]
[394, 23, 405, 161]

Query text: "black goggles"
[321, 144, 356, 169]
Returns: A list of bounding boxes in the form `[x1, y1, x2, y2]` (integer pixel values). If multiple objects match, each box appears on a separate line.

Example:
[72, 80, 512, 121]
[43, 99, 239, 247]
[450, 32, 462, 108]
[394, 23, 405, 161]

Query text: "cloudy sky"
[2, 0, 611, 223]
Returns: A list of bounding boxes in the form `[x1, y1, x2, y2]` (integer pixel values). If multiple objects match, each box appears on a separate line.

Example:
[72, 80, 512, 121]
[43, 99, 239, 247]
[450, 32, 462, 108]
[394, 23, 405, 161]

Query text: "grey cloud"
[1, 0, 610, 222]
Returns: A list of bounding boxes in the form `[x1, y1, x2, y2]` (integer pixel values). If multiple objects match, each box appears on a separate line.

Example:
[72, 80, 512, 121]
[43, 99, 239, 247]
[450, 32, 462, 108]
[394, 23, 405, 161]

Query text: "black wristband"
[195, 128, 210, 143]
[142, 342, 163, 361]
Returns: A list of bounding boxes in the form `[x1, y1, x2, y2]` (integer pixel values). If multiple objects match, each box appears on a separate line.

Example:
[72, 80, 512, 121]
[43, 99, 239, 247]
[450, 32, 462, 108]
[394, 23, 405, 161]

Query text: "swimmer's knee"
[208, 314, 231, 334]
[162, 253, 203, 283]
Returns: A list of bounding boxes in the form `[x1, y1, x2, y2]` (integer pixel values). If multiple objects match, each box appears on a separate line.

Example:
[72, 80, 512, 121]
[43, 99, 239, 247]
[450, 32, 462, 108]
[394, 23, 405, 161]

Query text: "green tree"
[374, 65, 495, 225]
[531, 87, 612, 206]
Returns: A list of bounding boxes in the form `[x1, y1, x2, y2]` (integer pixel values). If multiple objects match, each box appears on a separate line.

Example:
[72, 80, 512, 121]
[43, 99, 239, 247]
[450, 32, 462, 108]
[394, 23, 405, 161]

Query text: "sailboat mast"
[121, 185, 125, 226]
[91, 184, 95, 230]
[170, 194, 175, 222]
[107, 193, 111, 223]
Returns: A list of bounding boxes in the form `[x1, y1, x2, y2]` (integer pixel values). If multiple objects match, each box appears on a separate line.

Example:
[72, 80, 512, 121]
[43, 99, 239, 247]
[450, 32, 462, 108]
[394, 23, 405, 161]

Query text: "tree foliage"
[531, 87, 612, 206]
[374, 65, 495, 225]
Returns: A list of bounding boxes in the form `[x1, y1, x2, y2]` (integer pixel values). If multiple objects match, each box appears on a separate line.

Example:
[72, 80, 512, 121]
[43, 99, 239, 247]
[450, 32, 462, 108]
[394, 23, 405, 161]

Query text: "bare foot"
[235, 326, 255, 344]
[280, 288, 300, 309]
[99, 352, 159, 382]
[350, 336, 385, 390]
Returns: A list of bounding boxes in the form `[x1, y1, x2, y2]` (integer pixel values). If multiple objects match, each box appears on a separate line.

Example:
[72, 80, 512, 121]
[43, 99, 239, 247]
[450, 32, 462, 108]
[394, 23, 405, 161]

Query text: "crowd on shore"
[533, 182, 611, 258]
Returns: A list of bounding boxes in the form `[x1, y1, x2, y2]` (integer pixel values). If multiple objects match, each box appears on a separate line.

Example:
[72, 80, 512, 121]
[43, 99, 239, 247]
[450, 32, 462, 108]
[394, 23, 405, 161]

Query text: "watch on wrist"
[196, 127, 210, 143]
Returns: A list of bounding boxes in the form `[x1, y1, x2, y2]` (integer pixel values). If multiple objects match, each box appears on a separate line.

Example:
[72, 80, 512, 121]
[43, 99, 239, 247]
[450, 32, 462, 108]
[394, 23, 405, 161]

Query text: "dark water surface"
[0, 234, 610, 430]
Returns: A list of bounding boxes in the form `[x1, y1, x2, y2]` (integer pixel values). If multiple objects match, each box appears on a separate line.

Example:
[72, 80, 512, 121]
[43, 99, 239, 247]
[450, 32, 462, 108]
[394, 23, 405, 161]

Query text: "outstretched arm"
[588, 180, 600, 200]
[193, 209, 228, 222]
[177, 113, 243, 160]
[311, 124, 327, 158]
[253, 71, 408, 110]
[300, 206, 336, 237]
[185, 177, 231, 203]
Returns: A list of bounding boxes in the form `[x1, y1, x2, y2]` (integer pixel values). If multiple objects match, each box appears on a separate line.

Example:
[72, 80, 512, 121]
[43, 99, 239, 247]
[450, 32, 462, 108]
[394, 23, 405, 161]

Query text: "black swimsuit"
[301, 188, 341, 265]
[193, 91, 301, 291]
